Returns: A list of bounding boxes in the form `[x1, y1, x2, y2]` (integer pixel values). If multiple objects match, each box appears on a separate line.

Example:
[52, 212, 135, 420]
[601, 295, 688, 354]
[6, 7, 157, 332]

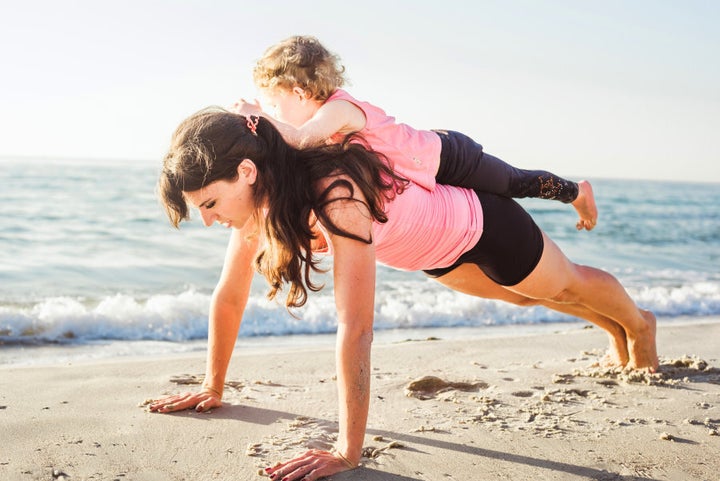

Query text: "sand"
[1, 319, 719, 481]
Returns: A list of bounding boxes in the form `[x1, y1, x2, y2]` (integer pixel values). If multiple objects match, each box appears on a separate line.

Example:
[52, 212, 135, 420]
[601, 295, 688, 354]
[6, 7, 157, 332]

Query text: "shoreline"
[2, 316, 718, 368]
[2, 318, 719, 480]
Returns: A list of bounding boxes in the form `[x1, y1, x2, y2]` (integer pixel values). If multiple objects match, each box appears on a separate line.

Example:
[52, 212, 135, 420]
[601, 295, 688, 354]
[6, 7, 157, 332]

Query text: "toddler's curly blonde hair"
[253, 35, 346, 101]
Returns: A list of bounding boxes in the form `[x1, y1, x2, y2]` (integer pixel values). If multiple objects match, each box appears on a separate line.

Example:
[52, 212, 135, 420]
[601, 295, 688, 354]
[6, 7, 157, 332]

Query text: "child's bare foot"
[572, 180, 598, 231]
[627, 310, 659, 372]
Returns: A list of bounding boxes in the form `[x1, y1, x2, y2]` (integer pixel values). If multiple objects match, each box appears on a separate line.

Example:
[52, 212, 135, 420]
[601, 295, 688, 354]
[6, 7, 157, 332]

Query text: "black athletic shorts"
[433, 129, 578, 203]
[423, 190, 544, 286]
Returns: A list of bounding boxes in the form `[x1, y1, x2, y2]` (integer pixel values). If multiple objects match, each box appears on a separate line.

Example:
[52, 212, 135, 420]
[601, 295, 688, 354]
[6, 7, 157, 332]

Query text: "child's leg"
[434, 130, 597, 229]
[435, 130, 578, 201]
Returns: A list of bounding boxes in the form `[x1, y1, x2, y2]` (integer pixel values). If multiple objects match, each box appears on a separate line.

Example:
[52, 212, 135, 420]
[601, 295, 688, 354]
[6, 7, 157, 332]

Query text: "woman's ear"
[237, 159, 258, 185]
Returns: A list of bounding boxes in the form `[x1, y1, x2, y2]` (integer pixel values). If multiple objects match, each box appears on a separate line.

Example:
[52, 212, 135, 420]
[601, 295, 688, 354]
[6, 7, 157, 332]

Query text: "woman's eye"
[205, 200, 216, 209]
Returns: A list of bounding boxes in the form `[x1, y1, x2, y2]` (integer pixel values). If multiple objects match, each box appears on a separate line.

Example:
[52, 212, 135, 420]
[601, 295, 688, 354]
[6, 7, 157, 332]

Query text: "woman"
[151, 108, 657, 481]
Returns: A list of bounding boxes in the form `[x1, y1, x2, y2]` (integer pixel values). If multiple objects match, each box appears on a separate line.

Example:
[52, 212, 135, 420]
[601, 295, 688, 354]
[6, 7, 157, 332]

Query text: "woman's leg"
[506, 232, 657, 370]
[434, 263, 630, 366]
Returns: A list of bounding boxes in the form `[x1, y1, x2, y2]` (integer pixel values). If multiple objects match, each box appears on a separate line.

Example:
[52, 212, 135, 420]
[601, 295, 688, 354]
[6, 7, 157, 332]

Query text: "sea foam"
[2, 280, 719, 345]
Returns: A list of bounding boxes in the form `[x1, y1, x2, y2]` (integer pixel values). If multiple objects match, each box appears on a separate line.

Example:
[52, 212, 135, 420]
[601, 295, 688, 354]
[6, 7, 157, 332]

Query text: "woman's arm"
[330, 229, 376, 464]
[202, 225, 259, 399]
[149, 223, 259, 413]
[265, 180, 376, 480]
[319, 182, 377, 464]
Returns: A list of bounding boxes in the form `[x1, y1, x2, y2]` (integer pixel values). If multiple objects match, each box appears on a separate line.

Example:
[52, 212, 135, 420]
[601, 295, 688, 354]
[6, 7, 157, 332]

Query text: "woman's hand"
[148, 388, 222, 413]
[264, 449, 356, 481]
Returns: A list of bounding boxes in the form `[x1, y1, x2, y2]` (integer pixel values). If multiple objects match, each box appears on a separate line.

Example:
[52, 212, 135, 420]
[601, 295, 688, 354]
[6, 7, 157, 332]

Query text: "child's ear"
[292, 86, 308, 101]
[237, 159, 258, 185]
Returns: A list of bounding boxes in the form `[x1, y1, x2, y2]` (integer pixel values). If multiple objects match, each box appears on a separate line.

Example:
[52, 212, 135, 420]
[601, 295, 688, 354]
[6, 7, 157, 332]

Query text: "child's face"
[262, 87, 316, 128]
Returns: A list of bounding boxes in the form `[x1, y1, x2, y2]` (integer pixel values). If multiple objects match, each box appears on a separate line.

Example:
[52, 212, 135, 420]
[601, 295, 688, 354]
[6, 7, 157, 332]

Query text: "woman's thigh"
[506, 231, 579, 300]
[433, 263, 540, 306]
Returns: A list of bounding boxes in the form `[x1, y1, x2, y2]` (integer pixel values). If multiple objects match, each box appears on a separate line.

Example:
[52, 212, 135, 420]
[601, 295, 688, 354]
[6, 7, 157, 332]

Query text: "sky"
[1, 0, 719, 183]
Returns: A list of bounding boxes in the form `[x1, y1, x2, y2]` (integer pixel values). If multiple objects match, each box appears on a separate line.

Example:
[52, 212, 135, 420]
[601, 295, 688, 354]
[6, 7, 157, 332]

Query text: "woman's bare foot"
[572, 180, 598, 231]
[627, 310, 659, 372]
[601, 331, 630, 367]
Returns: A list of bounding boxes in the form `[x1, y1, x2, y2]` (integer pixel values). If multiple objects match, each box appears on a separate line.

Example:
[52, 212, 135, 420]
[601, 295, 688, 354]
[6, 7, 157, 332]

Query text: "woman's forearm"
[203, 296, 246, 396]
[330, 234, 376, 465]
[334, 323, 373, 464]
[203, 228, 259, 396]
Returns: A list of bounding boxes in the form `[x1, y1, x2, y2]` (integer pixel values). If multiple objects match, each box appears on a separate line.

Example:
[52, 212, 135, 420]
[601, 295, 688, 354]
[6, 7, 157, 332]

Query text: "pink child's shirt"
[327, 89, 441, 191]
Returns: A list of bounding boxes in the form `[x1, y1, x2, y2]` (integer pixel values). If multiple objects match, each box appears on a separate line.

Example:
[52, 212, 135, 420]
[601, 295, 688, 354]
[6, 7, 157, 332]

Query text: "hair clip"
[246, 115, 259, 135]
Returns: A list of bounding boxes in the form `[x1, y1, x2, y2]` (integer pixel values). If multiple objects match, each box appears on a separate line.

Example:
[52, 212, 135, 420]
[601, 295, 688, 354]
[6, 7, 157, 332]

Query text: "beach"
[3, 165, 718, 479]
[2, 319, 719, 481]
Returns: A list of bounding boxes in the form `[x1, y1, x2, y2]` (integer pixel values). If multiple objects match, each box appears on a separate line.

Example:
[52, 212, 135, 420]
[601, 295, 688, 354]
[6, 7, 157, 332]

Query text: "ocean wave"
[2, 280, 719, 345]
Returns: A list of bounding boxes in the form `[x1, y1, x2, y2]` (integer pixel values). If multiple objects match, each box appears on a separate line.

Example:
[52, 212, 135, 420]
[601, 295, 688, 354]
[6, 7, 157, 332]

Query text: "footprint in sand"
[405, 376, 488, 400]
[511, 391, 535, 398]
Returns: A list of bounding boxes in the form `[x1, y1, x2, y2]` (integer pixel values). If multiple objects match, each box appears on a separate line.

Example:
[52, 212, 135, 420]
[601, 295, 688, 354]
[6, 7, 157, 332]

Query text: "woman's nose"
[200, 209, 215, 227]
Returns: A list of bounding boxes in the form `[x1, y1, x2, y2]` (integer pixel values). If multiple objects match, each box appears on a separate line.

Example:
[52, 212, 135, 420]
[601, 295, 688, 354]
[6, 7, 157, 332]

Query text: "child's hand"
[230, 98, 263, 117]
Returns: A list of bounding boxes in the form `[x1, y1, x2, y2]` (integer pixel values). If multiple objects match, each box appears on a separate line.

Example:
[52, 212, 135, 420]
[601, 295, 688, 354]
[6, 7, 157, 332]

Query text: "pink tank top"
[316, 182, 483, 271]
[327, 89, 441, 191]
[374, 183, 482, 270]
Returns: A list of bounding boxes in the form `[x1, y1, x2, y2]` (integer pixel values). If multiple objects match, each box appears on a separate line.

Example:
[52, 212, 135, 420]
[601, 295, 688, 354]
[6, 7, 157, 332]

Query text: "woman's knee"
[544, 263, 601, 304]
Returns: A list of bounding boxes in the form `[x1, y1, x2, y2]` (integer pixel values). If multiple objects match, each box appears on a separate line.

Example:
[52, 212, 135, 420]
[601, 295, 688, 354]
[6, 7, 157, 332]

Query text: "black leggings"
[424, 191, 545, 286]
[434, 130, 579, 203]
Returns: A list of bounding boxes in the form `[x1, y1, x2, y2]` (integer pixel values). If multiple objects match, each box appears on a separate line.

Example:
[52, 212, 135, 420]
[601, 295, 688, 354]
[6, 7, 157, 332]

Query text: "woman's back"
[372, 182, 483, 271]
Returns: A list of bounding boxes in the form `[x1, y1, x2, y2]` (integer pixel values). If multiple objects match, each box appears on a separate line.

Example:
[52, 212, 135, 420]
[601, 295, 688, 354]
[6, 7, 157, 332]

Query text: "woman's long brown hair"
[159, 108, 406, 309]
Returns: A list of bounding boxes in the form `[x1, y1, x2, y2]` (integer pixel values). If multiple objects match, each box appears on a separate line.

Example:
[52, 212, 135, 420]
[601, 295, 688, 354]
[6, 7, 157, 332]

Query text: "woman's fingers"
[265, 450, 353, 481]
[153, 395, 192, 413]
[148, 391, 221, 413]
[148, 393, 184, 412]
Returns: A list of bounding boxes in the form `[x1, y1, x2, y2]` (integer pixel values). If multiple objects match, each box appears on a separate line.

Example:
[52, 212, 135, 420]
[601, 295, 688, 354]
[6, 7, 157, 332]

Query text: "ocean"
[1, 158, 719, 366]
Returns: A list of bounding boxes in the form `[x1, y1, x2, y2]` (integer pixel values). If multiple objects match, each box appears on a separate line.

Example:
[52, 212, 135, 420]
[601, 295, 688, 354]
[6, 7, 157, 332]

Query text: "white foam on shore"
[1, 279, 719, 347]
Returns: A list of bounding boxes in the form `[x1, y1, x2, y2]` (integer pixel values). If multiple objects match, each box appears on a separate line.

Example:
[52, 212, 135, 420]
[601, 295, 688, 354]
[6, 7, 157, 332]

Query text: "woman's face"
[183, 160, 258, 229]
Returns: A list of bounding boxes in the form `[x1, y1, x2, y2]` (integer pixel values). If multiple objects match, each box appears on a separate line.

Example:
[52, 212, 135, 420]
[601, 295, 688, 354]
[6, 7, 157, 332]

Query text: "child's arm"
[232, 98, 365, 150]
